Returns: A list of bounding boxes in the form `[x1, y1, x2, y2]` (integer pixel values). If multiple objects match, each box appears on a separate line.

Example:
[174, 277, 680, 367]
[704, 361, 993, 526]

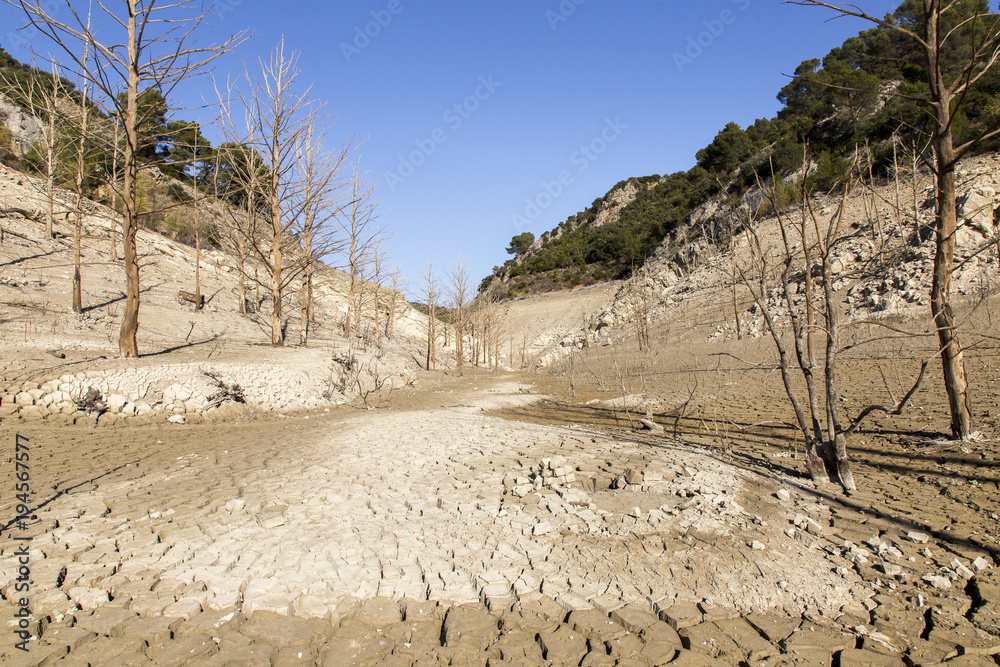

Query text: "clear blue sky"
[2, 0, 903, 291]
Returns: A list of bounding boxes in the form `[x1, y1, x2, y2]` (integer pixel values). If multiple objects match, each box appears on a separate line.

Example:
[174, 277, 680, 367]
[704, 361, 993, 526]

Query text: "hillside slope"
[499, 152, 1000, 370]
[484, 0, 1000, 300]
[0, 163, 427, 424]
[487, 177, 663, 296]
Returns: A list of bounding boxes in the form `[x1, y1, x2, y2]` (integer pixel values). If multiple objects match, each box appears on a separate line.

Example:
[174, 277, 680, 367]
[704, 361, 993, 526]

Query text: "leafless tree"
[419, 261, 440, 370]
[212, 112, 267, 317]
[448, 257, 472, 374]
[5, 0, 248, 356]
[736, 160, 927, 490]
[352, 350, 403, 410]
[366, 229, 391, 347]
[470, 293, 488, 367]
[0, 62, 64, 239]
[293, 120, 353, 344]
[383, 265, 406, 342]
[470, 291, 506, 369]
[625, 266, 652, 352]
[492, 310, 507, 367]
[189, 133, 206, 311]
[728, 208, 749, 341]
[519, 329, 528, 370]
[786, 0, 1000, 439]
[106, 119, 122, 261]
[340, 160, 379, 338]
[70, 31, 93, 314]
[226, 39, 321, 346]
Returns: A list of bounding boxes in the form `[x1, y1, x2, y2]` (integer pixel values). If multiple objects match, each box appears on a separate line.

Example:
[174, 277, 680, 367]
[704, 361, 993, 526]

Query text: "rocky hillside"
[0, 91, 43, 157]
[485, 0, 1000, 301]
[486, 177, 660, 296]
[0, 162, 429, 425]
[506, 152, 1000, 369]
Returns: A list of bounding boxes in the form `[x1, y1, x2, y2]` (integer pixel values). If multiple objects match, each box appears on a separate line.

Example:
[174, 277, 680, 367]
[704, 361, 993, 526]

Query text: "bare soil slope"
[0, 164, 426, 423]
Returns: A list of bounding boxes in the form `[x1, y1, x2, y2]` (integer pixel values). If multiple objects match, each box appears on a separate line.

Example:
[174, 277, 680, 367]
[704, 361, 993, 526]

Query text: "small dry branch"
[178, 290, 205, 308]
[639, 418, 663, 433]
[203, 372, 246, 409]
[351, 352, 405, 410]
[844, 360, 929, 436]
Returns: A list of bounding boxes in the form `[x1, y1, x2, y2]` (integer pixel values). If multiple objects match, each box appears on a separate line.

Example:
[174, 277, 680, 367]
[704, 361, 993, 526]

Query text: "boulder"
[958, 186, 997, 227]
[957, 186, 997, 248]
[106, 393, 128, 413]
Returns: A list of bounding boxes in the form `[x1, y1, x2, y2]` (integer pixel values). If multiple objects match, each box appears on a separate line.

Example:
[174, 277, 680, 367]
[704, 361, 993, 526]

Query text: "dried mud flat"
[496, 330, 1000, 666]
[0, 368, 997, 667]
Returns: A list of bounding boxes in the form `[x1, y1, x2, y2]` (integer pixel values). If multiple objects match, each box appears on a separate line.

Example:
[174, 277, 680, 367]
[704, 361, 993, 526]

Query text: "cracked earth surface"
[0, 374, 997, 665]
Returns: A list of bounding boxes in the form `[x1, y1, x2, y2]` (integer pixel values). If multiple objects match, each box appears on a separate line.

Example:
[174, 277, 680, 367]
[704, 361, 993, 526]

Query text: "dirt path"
[0, 371, 998, 666]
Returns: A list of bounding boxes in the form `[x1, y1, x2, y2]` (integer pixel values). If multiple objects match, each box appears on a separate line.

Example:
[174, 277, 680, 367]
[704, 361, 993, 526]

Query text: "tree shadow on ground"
[0, 454, 151, 535]
[143, 334, 221, 357]
[497, 397, 1000, 562]
[82, 282, 160, 314]
[0, 249, 58, 269]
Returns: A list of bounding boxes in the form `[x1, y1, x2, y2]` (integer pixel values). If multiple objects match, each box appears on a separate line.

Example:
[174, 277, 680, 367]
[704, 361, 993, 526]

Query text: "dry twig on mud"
[349, 351, 406, 410]
[203, 372, 247, 409]
[844, 360, 928, 436]
[74, 387, 107, 417]
[673, 371, 699, 438]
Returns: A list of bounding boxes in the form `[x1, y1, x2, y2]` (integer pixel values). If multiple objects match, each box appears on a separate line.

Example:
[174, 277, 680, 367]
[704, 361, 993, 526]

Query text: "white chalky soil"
[3, 387, 869, 627]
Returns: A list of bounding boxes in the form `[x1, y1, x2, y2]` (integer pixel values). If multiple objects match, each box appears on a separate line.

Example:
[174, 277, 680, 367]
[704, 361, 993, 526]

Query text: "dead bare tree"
[5, 0, 248, 356]
[736, 159, 928, 490]
[384, 265, 406, 342]
[419, 261, 440, 370]
[787, 0, 1000, 439]
[471, 293, 487, 367]
[471, 295, 485, 367]
[212, 92, 269, 318]
[470, 290, 504, 368]
[294, 120, 352, 344]
[0, 62, 65, 240]
[520, 330, 528, 370]
[714, 177, 749, 340]
[225, 39, 323, 346]
[625, 266, 652, 352]
[611, 355, 635, 430]
[367, 229, 391, 347]
[480, 295, 507, 369]
[70, 31, 93, 314]
[109, 120, 121, 261]
[190, 133, 206, 311]
[353, 352, 395, 410]
[494, 305, 508, 368]
[341, 160, 379, 338]
[448, 257, 472, 374]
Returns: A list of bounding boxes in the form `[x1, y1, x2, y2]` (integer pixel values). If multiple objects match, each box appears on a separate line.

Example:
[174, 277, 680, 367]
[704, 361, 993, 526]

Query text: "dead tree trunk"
[120, 15, 141, 356]
[300, 238, 311, 345]
[814, 198, 856, 490]
[179, 290, 205, 307]
[72, 53, 90, 315]
[931, 137, 974, 437]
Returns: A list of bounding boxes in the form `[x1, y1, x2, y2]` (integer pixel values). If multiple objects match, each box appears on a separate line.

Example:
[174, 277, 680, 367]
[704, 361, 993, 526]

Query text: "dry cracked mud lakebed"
[0, 373, 998, 666]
